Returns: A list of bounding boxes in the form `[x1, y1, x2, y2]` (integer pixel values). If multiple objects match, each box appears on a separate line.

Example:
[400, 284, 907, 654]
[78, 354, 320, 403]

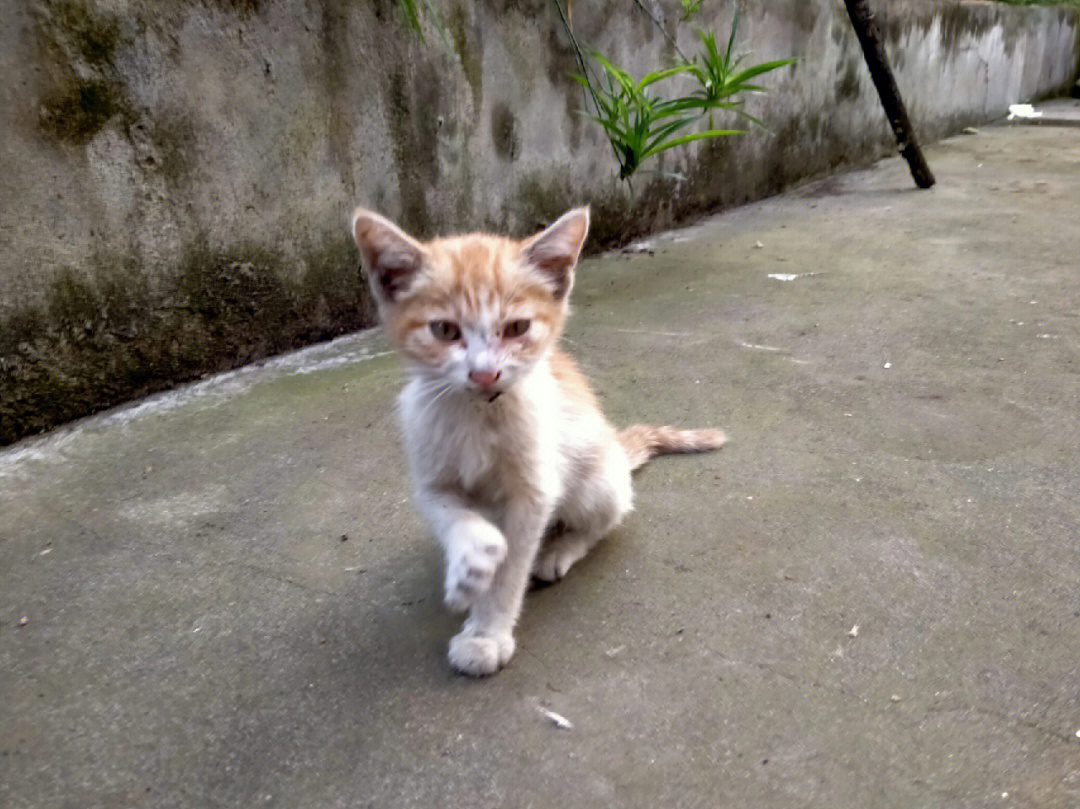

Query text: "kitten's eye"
[429, 320, 461, 342]
[504, 319, 530, 339]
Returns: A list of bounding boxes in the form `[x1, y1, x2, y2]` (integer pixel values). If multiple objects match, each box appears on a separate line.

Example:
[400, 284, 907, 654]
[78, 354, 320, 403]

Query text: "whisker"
[429, 382, 456, 408]
[414, 379, 456, 423]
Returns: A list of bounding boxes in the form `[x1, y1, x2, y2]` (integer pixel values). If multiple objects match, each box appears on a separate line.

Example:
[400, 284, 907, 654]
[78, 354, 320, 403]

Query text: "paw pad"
[443, 525, 507, 612]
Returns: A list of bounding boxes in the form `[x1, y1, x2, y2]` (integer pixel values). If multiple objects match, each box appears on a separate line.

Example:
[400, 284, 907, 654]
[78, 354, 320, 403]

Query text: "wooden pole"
[843, 0, 935, 189]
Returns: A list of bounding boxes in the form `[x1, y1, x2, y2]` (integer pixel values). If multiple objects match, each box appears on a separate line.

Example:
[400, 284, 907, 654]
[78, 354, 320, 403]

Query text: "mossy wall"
[1, 0, 1077, 444]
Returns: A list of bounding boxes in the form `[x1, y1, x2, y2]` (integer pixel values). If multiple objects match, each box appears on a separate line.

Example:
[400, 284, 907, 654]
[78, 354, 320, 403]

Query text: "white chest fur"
[398, 362, 565, 503]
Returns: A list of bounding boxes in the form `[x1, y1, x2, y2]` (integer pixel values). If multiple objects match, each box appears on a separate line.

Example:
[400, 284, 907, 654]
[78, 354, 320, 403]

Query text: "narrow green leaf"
[641, 128, 745, 160]
[644, 116, 700, 148]
[730, 59, 798, 84]
[640, 64, 696, 88]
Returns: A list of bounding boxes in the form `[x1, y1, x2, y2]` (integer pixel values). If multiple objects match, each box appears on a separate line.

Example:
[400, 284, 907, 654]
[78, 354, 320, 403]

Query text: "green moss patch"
[33, 0, 134, 145]
[448, 3, 483, 109]
[38, 0, 128, 65]
[39, 78, 123, 145]
[1, 240, 376, 445]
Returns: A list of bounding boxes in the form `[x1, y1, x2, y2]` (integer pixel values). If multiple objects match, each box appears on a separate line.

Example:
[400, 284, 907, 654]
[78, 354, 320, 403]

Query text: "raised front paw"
[444, 522, 507, 612]
[448, 628, 515, 676]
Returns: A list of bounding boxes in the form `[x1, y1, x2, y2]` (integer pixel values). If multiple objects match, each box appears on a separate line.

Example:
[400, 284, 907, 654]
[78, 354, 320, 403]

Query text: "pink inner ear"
[524, 208, 590, 298]
[353, 212, 426, 302]
[371, 245, 422, 301]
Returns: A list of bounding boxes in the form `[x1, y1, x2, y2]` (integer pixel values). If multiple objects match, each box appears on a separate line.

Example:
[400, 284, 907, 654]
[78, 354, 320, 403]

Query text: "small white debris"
[883, 362, 892, 369]
[537, 705, 574, 730]
[848, 624, 859, 638]
[1001, 793, 1008, 799]
[622, 240, 656, 255]
[604, 645, 626, 658]
[768, 273, 799, 282]
[39, 548, 52, 556]
[1007, 103, 1042, 120]
[753, 241, 764, 249]
[961, 126, 979, 135]
[890, 694, 902, 703]
[18, 616, 29, 627]
[1075, 729, 1080, 739]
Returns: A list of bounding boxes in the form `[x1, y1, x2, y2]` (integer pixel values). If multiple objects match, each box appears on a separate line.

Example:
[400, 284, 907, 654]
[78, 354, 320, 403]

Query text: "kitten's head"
[350, 207, 589, 397]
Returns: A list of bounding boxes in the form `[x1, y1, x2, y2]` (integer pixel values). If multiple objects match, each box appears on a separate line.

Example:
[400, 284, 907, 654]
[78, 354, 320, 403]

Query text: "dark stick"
[843, 0, 935, 188]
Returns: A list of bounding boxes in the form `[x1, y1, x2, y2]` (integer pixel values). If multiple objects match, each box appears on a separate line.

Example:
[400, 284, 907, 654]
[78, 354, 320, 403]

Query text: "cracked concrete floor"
[3, 124, 1080, 808]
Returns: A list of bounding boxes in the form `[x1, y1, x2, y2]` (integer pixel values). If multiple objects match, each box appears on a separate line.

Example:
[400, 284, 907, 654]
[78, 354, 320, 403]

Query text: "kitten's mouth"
[466, 384, 503, 402]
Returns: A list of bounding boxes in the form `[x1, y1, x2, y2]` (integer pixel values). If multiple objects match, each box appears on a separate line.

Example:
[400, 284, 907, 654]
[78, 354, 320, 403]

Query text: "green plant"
[679, 20, 797, 129]
[393, 0, 447, 42]
[573, 55, 742, 184]
[679, 0, 703, 21]
[569, 12, 795, 186]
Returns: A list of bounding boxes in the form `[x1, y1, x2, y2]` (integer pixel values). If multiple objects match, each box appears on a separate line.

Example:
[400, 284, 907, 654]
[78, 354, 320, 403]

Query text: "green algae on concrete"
[32, 0, 134, 145]
[0, 237, 373, 445]
[448, 1, 483, 112]
[38, 77, 124, 145]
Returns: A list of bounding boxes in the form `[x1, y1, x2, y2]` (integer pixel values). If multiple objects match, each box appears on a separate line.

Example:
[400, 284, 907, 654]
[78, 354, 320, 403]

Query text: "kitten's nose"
[469, 370, 501, 388]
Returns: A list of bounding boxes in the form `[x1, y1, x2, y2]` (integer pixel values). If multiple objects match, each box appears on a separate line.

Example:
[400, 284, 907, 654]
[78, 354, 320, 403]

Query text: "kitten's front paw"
[444, 522, 507, 612]
[448, 629, 515, 677]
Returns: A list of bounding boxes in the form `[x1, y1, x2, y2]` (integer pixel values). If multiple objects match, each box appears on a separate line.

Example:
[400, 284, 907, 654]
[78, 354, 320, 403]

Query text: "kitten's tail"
[617, 424, 727, 471]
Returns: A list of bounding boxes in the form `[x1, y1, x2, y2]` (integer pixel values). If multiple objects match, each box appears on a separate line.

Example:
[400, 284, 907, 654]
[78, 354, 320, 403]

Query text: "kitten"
[350, 206, 725, 676]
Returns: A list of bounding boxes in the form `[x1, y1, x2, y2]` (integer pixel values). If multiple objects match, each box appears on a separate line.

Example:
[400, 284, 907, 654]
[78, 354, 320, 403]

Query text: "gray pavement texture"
[3, 123, 1080, 809]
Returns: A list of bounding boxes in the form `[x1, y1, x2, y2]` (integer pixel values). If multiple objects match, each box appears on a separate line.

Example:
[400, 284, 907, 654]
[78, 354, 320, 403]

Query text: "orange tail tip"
[617, 424, 728, 471]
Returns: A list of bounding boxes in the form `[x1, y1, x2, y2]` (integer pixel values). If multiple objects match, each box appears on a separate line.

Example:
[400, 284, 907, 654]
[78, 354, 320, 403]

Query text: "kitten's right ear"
[522, 206, 590, 300]
[350, 208, 427, 303]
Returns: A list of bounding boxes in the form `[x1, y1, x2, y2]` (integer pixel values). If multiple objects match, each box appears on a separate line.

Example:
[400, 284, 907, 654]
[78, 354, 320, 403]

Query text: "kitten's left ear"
[522, 206, 590, 299]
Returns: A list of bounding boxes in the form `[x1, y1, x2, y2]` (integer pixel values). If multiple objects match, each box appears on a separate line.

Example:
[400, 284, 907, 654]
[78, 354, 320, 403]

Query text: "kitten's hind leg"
[533, 444, 632, 582]
[532, 531, 596, 582]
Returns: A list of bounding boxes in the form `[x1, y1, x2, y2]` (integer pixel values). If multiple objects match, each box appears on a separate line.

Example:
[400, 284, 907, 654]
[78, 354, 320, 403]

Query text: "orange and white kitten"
[350, 206, 725, 676]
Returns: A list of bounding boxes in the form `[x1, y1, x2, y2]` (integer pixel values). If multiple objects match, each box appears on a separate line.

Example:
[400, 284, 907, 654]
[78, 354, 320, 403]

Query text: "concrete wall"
[2, 0, 1078, 444]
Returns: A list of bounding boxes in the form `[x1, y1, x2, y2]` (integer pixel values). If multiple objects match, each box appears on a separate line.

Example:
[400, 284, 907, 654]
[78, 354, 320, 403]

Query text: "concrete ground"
[3, 122, 1080, 809]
